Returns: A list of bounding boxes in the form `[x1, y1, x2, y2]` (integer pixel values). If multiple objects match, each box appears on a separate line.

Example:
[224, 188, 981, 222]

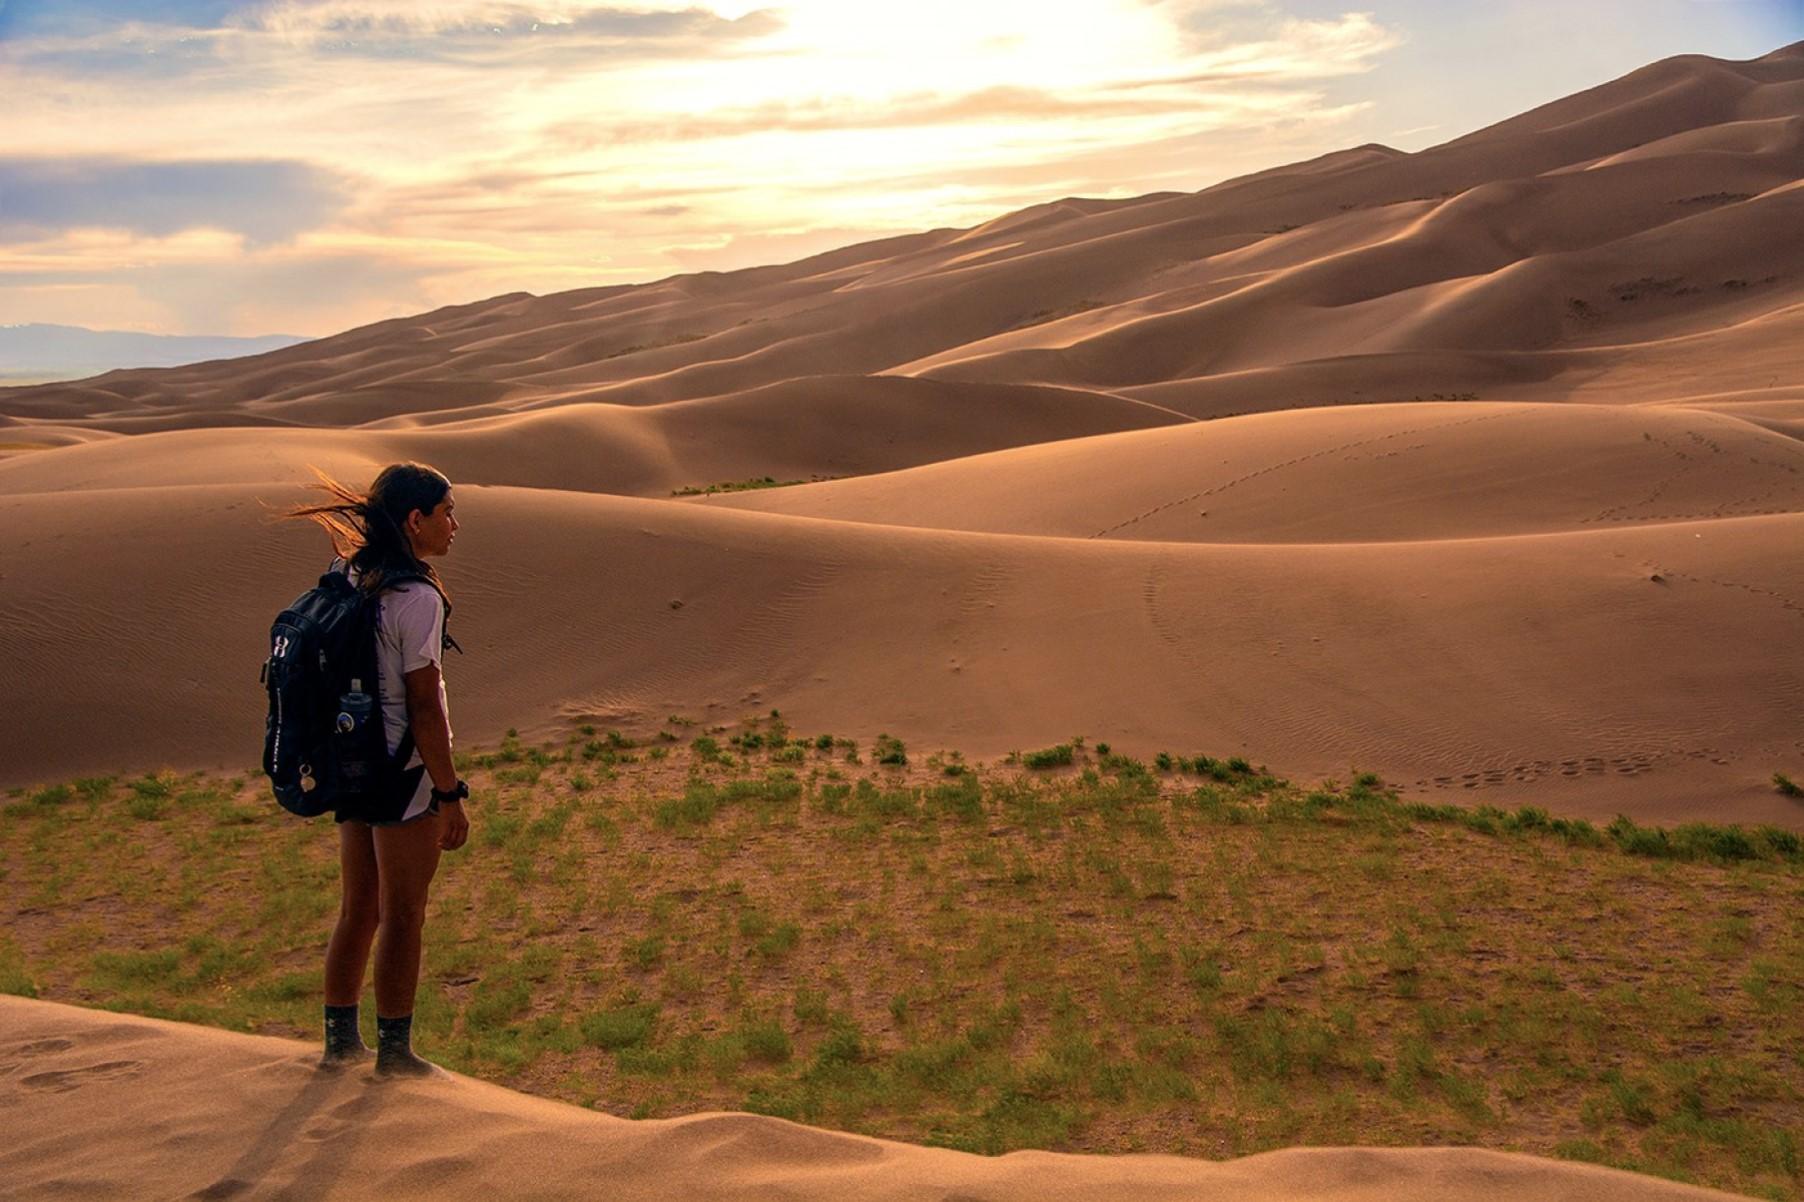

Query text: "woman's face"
[406, 490, 458, 558]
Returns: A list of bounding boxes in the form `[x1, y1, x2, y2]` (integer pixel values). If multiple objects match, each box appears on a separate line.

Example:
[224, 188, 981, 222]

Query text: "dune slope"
[704, 400, 1804, 542]
[2, 480, 1799, 826]
[0, 998, 1749, 1202]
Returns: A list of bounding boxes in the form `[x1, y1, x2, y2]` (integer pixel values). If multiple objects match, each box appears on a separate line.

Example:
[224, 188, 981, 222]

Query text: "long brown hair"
[286, 462, 452, 599]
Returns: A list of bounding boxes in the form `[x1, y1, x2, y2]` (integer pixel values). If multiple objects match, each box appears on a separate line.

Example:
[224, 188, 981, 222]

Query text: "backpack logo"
[273, 634, 292, 659]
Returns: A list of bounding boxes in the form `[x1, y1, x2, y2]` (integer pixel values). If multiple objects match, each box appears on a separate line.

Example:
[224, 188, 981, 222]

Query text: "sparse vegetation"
[1671, 192, 1754, 207]
[1011, 298, 1105, 330]
[1776, 772, 1803, 799]
[873, 733, 907, 767]
[1021, 743, 1075, 769]
[3, 730, 1801, 1200]
[672, 476, 807, 497]
[601, 332, 706, 361]
[671, 476, 844, 497]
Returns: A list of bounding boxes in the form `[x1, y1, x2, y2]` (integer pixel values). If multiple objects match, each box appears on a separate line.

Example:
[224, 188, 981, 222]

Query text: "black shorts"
[333, 764, 437, 826]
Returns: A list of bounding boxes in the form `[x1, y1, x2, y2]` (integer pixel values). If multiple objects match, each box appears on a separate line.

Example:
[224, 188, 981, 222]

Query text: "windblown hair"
[286, 462, 452, 599]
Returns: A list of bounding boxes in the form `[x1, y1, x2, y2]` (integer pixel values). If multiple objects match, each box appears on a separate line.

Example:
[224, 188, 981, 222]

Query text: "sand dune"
[3, 478, 1800, 826]
[0, 997, 1748, 1202]
[2, 43, 1798, 427]
[0, 376, 1181, 499]
[3, 41, 1803, 829]
[704, 401, 1804, 542]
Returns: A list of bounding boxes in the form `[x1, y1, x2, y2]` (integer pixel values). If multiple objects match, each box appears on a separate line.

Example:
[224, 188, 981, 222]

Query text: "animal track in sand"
[1585, 428, 1804, 525]
[1647, 568, 1804, 618]
[1415, 747, 1724, 792]
[1587, 430, 1708, 523]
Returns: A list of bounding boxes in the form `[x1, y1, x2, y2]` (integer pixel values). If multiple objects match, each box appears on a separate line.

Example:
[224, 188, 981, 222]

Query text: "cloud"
[128, 249, 441, 333]
[1113, 12, 1403, 85]
[0, 1, 253, 37]
[773, 95, 1379, 205]
[0, 2, 783, 75]
[0, 241, 447, 335]
[0, 0, 1411, 334]
[548, 83, 1262, 147]
[235, 2, 783, 63]
[661, 224, 921, 272]
[0, 157, 349, 243]
[1139, 0, 1288, 50]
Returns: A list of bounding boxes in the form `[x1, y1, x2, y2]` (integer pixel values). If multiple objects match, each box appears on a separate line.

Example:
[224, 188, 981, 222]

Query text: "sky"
[0, 0, 1797, 337]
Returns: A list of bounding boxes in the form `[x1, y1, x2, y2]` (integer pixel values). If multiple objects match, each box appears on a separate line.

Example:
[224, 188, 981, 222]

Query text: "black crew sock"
[375, 1013, 437, 1077]
[376, 1012, 412, 1057]
[322, 1003, 368, 1063]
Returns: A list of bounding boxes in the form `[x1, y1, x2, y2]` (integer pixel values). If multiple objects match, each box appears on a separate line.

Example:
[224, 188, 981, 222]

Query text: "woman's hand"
[439, 800, 470, 851]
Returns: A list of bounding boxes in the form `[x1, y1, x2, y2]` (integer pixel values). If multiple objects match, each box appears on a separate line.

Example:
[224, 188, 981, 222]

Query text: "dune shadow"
[186, 1059, 384, 1201]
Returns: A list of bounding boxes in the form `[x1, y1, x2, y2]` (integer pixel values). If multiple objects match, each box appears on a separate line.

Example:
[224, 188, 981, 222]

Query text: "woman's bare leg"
[372, 812, 443, 1075]
[324, 820, 380, 1005]
[320, 820, 380, 1066]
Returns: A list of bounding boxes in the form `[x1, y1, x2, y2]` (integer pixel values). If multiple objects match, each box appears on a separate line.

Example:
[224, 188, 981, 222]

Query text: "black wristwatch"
[431, 780, 470, 805]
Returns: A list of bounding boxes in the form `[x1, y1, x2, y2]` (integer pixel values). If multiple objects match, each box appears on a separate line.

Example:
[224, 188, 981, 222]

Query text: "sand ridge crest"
[0, 997, 1751, 1201]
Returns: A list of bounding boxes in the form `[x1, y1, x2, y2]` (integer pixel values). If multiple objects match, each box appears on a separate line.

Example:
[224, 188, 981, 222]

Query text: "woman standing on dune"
[288, 462, 469, 1077]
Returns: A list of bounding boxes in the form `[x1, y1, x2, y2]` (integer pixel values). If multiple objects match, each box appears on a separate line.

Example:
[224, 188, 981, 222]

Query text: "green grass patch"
[582, 1002, 659, 1050]
[1021, 744, 1075, 770]
[3, 745, 1801, 1200]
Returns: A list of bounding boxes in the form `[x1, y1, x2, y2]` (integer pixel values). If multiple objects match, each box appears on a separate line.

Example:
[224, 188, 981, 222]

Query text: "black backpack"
[260, 564, 453, 817]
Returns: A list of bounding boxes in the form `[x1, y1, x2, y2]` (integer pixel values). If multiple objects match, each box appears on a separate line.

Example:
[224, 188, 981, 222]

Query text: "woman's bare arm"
[403, 663, 467, 850]
[403, 662, 456, 792]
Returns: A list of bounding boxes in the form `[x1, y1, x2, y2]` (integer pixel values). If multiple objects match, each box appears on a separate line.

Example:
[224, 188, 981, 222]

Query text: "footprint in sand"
[300, 1118, 353, 1143]
[0, 1037, 76, 1078]
[19, 1059, 144, 1093]
[190, 1176, 252, 1200]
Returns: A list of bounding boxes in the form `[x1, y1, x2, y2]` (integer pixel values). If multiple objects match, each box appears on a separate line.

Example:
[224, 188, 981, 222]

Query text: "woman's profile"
[287, 461, 470, 1076]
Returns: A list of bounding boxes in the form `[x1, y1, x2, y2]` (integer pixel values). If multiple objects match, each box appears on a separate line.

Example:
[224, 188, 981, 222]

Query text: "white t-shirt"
[336, 560, 451, 768]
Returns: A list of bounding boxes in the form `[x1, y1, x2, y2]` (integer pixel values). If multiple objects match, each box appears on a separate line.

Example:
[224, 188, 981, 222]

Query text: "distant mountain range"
[0, 323, 309, 384]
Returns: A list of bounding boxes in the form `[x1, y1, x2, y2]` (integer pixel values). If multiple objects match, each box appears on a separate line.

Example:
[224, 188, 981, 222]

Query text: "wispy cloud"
[0, 1, 253, 37]
[547, 82, 1315, 147]
[0, 157, 348, 242]
[237, 2, 784, 65]
[0, 0, 1409, 334]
